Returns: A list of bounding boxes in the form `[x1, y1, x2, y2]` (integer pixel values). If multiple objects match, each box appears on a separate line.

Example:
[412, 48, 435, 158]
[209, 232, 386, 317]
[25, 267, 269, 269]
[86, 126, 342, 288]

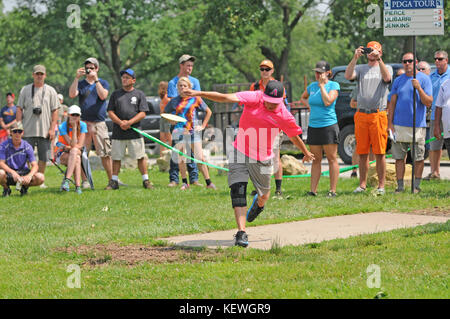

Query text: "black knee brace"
[230, 182, 248, 208]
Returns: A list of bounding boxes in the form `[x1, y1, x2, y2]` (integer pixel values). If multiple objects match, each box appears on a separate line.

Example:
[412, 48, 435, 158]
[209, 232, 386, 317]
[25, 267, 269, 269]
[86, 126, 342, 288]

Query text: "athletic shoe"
[247, 194, 264, 222]
[351, 171, 358, 178]
[372, 188, 385, 196]
[413, 187, 421, 194]
[306, 191, 317, 197]
[234, 230, 249, 248]
[143, 180, 154, 189]
[394, 188, 404, 194]
[206, 183, 217, 190]
[105, 179, 119, 190]
[2, 187, 11, 197]
[60, 178, 70, 192]
[39, 183, 48, 189]
[82, 180, 91, 189]
[20, 186, 28, 196]
[353, 186, 366, 193]
[180, 183, 189, 190]
[275, 190, 282, 197]
[191, 181, 203, 187]
[75, 186, 82, 195]
[167, 181, 178, 187]
[327, 191, 337, 197]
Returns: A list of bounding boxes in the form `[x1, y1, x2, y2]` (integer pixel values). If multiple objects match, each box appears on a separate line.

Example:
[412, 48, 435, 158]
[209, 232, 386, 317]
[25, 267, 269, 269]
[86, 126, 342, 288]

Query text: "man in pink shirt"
[184, 80, 314, 247]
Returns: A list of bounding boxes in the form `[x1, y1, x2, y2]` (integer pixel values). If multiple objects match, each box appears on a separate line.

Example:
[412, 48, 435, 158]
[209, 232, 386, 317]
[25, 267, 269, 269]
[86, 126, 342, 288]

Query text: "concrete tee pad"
[163, 212, 449, 250]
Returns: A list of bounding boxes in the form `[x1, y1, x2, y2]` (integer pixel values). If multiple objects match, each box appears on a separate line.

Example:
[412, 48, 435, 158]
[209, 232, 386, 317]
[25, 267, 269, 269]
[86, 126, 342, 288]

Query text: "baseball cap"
[367, 41, 382, 53]
[120, 68, 136, 79]
[6, 92, 15, 99]
[68, 105, 82, 116]
[179, 54, 196, 64]
[262, 80, 284, 104]
[313, 60, 331, 73]
[57, 94, 63, 101]
[259, 60, 274, 69]
[84, 57, 99, 68]
[10, 122, 24, 131]
[33, 65, 46, 74]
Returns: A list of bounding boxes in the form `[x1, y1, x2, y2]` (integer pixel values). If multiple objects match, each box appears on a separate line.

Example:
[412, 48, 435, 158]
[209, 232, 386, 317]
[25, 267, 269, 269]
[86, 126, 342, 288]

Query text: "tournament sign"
[384, 0, 445, 36]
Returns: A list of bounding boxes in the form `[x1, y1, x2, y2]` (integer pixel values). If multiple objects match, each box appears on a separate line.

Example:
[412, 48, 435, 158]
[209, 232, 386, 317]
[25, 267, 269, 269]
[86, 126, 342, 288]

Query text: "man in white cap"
[69, 57, 113, 189]
[166, 54, 201, 187]
[0, 122, 45, 196]
[16, 64, 60, 188]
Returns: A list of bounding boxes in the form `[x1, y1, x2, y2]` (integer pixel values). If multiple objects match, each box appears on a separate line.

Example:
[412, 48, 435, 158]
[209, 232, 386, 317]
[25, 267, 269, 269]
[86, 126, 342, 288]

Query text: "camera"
[362, 47, 373, 54]
[33, 106, 42, 115]
[85, 67, 91, 74]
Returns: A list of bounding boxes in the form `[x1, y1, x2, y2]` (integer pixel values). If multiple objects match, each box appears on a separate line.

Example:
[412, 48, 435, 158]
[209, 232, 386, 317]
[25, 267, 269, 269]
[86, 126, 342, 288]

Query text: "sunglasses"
[434, 57, 445, 61]
[85, 67, 96, 70]
[402, 59, 414, 64]
[11, 129, 23, 134]
[418, 68, 427, 71]
[260, 67, 272, 72]
[70, 114, 80, 117]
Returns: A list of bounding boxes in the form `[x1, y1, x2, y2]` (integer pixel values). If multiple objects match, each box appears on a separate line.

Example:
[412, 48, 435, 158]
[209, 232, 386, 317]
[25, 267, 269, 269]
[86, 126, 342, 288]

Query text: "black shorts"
[306, 123, 339, 145]
[6, 169, 31, 186]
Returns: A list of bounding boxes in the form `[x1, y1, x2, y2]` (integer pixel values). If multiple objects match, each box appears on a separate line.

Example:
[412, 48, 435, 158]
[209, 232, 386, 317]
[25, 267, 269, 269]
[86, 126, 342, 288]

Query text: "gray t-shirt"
[355, 64, 393, 111]
[17, 84, 60, 138]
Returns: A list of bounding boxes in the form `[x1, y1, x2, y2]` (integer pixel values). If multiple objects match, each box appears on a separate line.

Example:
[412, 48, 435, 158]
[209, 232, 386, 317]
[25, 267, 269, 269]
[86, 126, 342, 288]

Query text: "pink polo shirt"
[234, 91, 302, 161]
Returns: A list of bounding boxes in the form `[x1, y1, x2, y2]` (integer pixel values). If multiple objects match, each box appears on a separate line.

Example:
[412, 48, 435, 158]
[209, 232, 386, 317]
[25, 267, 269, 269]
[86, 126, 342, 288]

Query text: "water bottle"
[16, 180, 22, 191]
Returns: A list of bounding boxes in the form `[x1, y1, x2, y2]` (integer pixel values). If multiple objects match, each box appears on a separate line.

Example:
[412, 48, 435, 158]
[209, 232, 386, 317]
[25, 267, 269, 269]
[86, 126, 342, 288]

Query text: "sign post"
[384, 0, 444, 193]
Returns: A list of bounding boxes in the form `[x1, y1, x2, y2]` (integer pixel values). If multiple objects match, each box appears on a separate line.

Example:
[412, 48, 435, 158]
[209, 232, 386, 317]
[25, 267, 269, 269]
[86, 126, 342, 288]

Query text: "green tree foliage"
[324, 0, 450, 64]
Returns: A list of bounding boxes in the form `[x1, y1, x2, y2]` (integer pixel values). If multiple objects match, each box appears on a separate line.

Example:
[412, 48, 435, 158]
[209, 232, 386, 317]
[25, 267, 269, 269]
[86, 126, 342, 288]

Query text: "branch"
[289, 0, 315, 31]
[224, 52, 256, 82]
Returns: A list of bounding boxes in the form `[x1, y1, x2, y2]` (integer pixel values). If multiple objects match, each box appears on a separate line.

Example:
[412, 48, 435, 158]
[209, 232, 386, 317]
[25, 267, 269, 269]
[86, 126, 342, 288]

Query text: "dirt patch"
[62, 244, 223, 267]
[406, 207, 450, 217]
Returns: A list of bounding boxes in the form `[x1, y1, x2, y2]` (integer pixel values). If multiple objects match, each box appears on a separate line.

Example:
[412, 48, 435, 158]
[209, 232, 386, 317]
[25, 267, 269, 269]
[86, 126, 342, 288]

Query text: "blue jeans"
[169, 139, 199, 184]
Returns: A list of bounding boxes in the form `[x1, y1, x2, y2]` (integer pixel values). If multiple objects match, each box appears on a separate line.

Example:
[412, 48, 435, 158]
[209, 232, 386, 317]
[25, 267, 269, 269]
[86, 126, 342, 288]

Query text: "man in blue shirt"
[388, 52, 433, 193]
[69, 57, 113, 189]
[166, 54, 200, 187]
[426, 50, 449, 180]
[0, 122, 45, 196]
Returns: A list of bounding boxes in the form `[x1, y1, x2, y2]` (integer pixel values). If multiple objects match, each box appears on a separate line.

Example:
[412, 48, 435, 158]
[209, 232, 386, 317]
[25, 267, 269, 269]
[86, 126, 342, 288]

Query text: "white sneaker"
[82, 180, 91, 189]
[353, 186, 366, 193]
[118, 179, 127, 186]
[39, 183, 48, 189]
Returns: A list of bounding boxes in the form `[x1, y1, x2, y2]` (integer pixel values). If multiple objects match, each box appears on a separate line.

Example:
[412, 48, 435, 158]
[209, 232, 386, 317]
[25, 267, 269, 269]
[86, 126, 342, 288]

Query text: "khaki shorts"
[111, 138, 145, 161]
[85, 121, 111, 157]
[391, 140, 425, 161]
[227, 148, 273, 197]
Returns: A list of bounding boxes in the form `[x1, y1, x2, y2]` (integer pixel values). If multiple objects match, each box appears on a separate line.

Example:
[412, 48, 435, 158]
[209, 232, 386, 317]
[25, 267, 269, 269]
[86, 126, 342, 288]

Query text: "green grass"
[0, 166, 448, 298]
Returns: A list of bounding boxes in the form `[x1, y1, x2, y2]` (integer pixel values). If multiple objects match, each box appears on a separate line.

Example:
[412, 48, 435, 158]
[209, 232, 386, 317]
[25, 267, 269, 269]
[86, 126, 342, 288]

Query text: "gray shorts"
[391, 140, 425, 161]
[23, 137, 51, 162]
[429, 120, 444, 151]
[227, 148, 273, 197]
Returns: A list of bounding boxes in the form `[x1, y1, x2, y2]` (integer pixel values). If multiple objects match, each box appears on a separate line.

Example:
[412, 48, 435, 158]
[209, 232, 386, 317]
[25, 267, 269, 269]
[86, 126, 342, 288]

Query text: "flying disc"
[161, 113, 187, 123]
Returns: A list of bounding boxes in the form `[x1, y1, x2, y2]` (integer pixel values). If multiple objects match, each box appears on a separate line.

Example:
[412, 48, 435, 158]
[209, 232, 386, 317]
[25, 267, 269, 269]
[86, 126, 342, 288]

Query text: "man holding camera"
[345, 41, 393, 196]
[69, 57, 113, 189]
[16, 65, 60, 186]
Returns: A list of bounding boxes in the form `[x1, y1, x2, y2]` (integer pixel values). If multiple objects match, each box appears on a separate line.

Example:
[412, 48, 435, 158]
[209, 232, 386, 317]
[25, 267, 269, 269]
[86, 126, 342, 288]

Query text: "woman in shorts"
[164, 77, 216, 190]
[56, 105, 87, 194]
[300, 61, 340, 197]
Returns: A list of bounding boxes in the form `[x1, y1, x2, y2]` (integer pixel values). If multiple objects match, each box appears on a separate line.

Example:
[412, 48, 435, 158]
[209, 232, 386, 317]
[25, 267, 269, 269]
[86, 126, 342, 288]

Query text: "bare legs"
[309, 144, 339, 193]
